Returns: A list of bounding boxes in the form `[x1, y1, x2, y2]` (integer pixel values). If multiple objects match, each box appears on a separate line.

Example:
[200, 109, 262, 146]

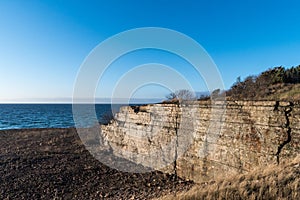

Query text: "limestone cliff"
[100, 101, 300, 183]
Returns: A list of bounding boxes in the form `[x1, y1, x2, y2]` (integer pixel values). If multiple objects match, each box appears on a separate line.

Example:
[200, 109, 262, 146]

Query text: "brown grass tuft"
[156, 156, 300, 200]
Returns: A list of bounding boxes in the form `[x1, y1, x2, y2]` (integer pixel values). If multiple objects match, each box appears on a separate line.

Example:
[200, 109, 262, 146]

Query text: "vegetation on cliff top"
[226, 65, 300, 100]
[164, 65, 300, 102]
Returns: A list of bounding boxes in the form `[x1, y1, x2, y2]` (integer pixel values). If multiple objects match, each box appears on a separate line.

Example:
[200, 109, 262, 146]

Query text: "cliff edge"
[101, 100, 300, 183]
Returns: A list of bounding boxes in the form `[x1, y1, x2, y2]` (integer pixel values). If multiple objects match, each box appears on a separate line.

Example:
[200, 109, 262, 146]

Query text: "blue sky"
[0, 0, 300, 102]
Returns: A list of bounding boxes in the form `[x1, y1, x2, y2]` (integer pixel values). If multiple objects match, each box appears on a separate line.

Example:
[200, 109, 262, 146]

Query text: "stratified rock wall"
[101, 101, 300, 183]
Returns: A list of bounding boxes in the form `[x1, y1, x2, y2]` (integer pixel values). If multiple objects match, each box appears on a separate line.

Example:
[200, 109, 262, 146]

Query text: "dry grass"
[157, 156, 300, 200]
[265, 83, 300, 101]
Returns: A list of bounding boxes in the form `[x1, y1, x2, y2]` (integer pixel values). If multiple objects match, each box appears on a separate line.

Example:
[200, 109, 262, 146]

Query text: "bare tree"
[166, 89, 196, 101]
[211, 89, 221, 99]
[166, 92, 177, 100]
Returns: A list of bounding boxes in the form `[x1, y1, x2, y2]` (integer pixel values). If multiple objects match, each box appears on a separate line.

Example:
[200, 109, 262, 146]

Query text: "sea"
[0, 104, 127, 130]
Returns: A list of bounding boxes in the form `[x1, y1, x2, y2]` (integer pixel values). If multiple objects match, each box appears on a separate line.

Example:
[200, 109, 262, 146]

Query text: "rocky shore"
[0, 128, 193, 199]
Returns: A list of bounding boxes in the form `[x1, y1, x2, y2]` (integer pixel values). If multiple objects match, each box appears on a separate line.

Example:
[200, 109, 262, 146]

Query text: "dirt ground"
[0, 128, 193, 199]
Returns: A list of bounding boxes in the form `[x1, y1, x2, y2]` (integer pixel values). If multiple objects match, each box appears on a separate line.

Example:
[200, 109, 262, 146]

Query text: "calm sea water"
[0, 104, 125, 130]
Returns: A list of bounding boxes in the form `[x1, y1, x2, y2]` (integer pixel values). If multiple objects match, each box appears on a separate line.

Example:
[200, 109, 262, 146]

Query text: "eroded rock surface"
[101, 101, 300, 182]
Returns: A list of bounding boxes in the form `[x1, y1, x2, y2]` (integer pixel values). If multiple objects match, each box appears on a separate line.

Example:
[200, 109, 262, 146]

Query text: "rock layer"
[101, 101, 300, 183]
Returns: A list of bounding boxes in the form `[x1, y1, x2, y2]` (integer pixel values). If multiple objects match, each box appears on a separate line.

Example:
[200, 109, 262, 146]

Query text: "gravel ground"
[0, 128, 193, 199]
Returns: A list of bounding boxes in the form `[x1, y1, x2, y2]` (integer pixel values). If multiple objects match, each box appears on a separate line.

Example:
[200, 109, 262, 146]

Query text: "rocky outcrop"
[101, 101, 300, 183]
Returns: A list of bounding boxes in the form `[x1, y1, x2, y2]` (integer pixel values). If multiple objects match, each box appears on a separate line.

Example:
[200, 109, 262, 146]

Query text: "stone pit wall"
[101, 101, 300, 183]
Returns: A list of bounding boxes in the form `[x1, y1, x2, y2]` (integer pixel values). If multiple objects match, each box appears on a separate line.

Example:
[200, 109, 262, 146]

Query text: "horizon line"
[0, 97, 165, 104]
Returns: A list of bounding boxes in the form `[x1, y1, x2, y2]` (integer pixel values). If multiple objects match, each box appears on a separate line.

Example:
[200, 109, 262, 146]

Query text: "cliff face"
[101, 101, 300, 183]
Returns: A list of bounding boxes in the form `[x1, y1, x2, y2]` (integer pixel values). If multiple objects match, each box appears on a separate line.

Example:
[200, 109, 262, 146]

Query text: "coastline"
[0, 128, 192, 199]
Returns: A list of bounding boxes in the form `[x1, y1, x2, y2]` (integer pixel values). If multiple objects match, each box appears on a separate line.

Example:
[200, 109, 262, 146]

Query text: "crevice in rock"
[273, 101, 280, 111]
[276, 102, 294, 164]
[201, 137, 209, 177]
[131, 106, 140, 114]
[173, 103, 179, 180]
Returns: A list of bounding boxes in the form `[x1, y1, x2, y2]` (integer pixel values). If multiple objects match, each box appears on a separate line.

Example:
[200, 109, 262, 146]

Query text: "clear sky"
[0, 0, 300, 102]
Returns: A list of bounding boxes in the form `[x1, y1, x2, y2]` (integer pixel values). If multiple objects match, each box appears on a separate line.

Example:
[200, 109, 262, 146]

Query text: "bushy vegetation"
[163, 65, 300, 102]
[226, 65, 300, 100]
